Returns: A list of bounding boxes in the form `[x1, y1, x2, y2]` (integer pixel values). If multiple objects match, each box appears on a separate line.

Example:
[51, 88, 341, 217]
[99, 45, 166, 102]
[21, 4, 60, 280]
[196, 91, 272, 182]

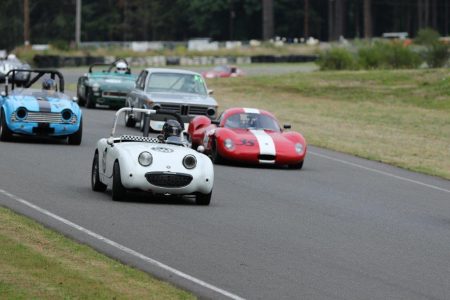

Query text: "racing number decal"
[237, 139, 255, 146]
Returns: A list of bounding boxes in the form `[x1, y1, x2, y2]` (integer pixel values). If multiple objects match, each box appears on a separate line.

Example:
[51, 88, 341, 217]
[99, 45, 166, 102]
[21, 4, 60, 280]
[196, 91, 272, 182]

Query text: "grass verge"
[206, 68, 450, 179]
[0, 206, 195, 299]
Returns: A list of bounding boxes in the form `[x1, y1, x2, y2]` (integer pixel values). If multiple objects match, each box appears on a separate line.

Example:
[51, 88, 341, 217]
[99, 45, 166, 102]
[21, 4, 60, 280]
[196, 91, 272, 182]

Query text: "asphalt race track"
[1, 69, 450, 299]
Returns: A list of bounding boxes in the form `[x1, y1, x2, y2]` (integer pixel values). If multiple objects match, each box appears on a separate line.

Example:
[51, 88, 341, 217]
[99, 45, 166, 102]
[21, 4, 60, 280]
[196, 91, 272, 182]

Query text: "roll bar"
[4, 69, 64, 95]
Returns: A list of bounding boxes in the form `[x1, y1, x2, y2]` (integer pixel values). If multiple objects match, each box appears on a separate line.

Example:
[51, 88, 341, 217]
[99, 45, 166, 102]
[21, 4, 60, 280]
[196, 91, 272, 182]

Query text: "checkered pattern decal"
[120, 135, 161, 143]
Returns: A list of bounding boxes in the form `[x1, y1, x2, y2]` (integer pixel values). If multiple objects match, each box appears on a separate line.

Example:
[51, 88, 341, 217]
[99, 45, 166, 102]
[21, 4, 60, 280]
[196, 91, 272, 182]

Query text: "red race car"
[188, 107, 307, 169]
[201, 65, 245, 79]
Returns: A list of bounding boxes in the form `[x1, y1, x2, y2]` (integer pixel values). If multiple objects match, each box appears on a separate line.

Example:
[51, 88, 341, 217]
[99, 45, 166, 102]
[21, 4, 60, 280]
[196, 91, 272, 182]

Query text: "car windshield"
[224, 113, 281, 131]
[146, 72, 207, 95]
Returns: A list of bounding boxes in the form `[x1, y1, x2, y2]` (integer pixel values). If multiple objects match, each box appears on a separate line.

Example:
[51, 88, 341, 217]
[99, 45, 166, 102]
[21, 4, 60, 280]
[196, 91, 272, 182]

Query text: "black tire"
[0, 109, 13, 142]
[288, 160, 304, 170]
[125, 111, 136, 127]
[86, 90, 95, 109]
[77, 84, 86, 106]
[139, 113, 145, 132]
[210, 140, 223, 164]
[112, 161, 127, 201]
[195, 191, 212, 206]
[91, 152, 107, 192]
[68, 118, 83, 145]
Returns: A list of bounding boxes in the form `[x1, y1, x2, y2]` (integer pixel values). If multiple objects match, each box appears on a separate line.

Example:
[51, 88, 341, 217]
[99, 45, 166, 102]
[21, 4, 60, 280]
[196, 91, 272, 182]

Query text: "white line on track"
[309, 151, 450, 194]
[0, 188, 245, 300]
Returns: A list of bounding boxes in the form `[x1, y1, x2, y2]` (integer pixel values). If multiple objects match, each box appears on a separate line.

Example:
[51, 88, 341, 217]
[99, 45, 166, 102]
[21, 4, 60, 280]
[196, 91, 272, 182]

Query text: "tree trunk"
[262, 0, 274, 40]
[23, 0, 30, 46]
[304, 0, 309, 38]
[328, 0, 334, 41]
[335, 0, 345, 39]
[363, 0, 372, 38]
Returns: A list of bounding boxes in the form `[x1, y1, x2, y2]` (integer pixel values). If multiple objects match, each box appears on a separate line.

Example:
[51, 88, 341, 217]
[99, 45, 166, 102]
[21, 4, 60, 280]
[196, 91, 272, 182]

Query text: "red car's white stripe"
[243, 108, 277, 163]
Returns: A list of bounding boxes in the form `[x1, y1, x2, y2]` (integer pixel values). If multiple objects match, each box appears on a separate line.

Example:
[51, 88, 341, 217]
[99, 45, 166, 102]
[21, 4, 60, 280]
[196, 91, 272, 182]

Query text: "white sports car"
[91, 107, 214, 205]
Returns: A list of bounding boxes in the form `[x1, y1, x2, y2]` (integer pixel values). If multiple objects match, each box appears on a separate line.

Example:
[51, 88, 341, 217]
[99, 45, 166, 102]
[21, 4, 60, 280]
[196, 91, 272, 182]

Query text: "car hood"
[5, 92, 80, 113]
[221, 128, 299, 146]
[87, 76, 136, 90]
[147, 92, 217, 106]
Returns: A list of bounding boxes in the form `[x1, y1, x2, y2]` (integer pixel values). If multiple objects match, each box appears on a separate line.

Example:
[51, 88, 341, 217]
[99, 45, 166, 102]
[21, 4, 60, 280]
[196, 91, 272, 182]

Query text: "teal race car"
[76, 58, 137, 109]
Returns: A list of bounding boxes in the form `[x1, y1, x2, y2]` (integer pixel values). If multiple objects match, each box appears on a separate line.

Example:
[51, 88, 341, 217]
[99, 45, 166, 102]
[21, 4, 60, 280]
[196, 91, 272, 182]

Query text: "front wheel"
[91, 152, 107, 192]
[210, 140, 223, 164]
[68, 118, 83, 145]
[195, 191, 212, 206]
[288, 160, 304, 170]
[112, 161, 127, 201]
[0, 109, 13, 142]
[86, 90, 96, 109]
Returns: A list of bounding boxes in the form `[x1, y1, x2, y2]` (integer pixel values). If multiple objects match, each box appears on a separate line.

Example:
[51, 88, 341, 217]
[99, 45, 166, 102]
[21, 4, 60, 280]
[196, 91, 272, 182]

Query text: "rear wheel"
[91, 152, 107, 192]
[68, 118, 83, 145]
[112, 161, 127, 201]
[0, 109, 13, 142]
[288, 160, 304, 170]
[195, 191, 212, 206]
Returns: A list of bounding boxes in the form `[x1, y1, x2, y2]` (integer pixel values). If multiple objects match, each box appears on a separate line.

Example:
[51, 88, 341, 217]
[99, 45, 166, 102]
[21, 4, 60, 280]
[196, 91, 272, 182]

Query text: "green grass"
[0, 206, 195, 299]
[206, 68, 450, 179]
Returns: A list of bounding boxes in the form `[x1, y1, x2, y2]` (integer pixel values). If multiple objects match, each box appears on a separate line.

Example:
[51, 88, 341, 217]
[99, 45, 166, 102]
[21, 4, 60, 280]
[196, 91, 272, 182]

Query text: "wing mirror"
[72, 96, 78, 103]
[0, 91, 6, 97]
[283, 124, 291, 129]
[207, 89, 214, 95]
[197, 145, 205, 153]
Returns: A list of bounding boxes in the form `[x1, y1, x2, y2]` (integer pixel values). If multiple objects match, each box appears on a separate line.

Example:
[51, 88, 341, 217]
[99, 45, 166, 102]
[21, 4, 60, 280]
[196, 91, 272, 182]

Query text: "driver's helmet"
[116, 61, 127, 74]
[162, 119, 182, 140]
[42, 78, 56, 90]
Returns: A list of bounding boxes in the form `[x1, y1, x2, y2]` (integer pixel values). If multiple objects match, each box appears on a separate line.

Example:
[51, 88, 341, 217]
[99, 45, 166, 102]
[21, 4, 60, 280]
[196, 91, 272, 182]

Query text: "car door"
[128, 70, 149, 121]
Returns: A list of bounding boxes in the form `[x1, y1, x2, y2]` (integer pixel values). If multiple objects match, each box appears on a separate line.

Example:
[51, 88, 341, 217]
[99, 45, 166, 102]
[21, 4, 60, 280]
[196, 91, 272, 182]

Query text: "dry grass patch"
[0, 206, 195, 299]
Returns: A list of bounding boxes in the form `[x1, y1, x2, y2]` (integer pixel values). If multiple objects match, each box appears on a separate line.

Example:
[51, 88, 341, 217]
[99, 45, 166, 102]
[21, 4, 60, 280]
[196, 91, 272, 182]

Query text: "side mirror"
[0, 91, 6, 97]
[107, 137, 115, 146]
[72, 96, 78, 103]
[197, 145, 205, 153]
[207, 89, 214, 95]
[283, 124, 291, 129]
[157, 134, 165, 142]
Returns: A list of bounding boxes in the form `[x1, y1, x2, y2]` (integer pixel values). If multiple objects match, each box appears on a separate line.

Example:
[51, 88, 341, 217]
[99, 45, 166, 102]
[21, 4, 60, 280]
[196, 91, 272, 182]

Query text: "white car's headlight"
[295, 143, 303, 154]
[138, 151, 153, 166]
[183, 155, 197, 169]
[92, 83, 100, 92]
[224, 138, 234, 150]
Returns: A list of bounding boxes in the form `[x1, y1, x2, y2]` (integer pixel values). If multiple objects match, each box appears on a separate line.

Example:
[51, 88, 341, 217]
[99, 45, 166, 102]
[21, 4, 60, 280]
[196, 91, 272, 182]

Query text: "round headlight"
[224, 138, 234, 150]
[295, 143, 303, 154]
[92, 83, 100, 92]
[16, 107, 27, 120]
[207, 107, 216, 117]
[183, 154, 197, 169]
[138, 151, 153, 166]
[61, 109, 72, 121]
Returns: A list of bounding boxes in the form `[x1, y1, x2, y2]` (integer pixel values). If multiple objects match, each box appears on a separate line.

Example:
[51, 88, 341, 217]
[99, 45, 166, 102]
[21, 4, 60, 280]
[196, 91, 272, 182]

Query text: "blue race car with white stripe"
[0, 69, 83, 145]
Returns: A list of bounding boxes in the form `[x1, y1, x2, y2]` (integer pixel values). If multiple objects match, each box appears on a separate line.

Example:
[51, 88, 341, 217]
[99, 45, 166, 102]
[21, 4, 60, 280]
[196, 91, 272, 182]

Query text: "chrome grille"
[11, 111, 77, 124]
[159, 104, 209, 116]
[189, 106, 208, 115]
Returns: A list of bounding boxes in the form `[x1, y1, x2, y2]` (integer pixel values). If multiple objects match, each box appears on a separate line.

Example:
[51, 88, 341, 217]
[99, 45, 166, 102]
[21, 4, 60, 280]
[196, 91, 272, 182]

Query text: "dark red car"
[188, 107, 307, 169]
[201, 65, 244, 79]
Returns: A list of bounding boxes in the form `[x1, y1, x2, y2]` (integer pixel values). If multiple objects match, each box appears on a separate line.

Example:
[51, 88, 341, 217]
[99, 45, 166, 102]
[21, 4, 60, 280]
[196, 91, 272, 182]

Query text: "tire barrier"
[32, 54, 318, 68]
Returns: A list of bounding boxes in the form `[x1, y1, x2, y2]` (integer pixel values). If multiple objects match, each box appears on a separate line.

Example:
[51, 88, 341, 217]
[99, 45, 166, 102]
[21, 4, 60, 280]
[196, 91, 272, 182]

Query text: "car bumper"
[91, 93, 127, 107]
[219, 147, 306, 166]
[8, 121, 80, 136]
[120, 168, 214, 195]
